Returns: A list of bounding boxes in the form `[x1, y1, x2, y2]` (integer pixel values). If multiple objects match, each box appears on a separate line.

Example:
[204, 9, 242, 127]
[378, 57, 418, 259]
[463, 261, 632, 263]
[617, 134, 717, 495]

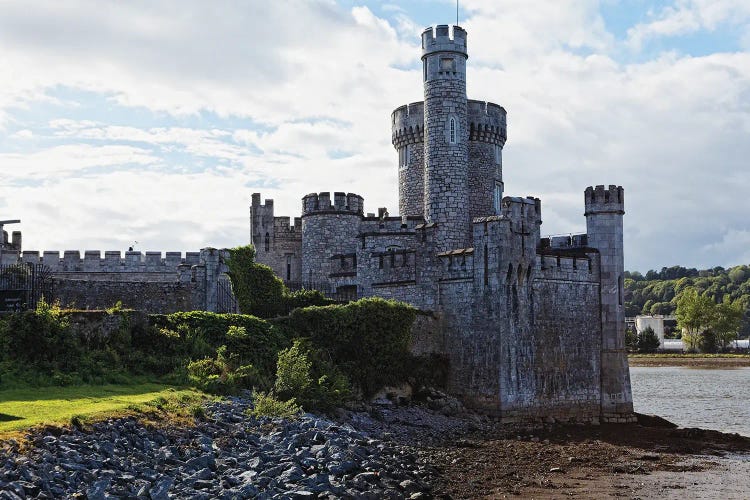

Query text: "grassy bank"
[0, 384, 205, 435]
[629, 353, 750, 368]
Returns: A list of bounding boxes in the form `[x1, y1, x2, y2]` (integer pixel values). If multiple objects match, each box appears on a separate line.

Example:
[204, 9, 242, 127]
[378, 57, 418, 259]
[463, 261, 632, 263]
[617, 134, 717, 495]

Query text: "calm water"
[630, 366, 750, 437]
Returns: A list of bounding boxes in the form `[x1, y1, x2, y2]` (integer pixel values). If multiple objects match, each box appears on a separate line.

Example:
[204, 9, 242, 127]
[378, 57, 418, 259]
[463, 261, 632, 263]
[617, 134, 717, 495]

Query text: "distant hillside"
[624, 265, 750, 336]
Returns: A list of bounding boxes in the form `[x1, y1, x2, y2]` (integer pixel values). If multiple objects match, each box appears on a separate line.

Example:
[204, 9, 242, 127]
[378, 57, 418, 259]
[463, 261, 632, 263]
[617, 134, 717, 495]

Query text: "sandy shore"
[629, 355, 750, 368]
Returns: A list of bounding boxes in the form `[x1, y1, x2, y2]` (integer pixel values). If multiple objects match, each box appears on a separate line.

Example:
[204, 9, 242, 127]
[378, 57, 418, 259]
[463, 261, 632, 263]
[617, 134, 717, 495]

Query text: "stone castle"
[251, 25, 634, 422]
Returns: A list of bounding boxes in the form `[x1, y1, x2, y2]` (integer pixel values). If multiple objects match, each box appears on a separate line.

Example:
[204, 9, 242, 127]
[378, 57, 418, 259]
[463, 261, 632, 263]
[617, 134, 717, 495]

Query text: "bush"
[282, 289, 334, 313]
[226, 245, 286, 318]
[248, 391, 302, 419]
[187, 345, 261, 394]
[274, 339, 350, 412]
[148, 311, 288, 378]
[286, 298, 416, 396]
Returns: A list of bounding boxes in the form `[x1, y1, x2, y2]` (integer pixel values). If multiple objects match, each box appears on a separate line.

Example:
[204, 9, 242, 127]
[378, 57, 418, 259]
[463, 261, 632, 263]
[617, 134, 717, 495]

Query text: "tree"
[637, 326, 660, 353]
[713, 297, 743, 350]
[625, 327, 638, 352]
[675, 288, 716, 352]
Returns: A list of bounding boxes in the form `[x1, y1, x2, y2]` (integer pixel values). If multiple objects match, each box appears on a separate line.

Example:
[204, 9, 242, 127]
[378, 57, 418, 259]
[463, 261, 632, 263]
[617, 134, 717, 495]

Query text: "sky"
[0, 0, 749, 273]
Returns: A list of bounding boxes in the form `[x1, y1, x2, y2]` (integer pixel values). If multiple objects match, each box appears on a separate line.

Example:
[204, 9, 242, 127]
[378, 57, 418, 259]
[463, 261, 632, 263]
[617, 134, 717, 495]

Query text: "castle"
[251, 25, 634, 422]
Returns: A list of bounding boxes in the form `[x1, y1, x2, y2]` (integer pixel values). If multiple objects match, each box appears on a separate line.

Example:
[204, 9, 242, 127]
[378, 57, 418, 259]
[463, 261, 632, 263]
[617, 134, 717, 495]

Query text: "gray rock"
[149, 477, 174, 500]
[85, 478, 109, 500]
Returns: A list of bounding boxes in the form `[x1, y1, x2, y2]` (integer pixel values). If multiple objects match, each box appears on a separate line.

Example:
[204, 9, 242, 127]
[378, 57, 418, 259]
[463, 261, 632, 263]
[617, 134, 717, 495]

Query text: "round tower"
[468, 100, 507, 218]
[422, 25, 470, 251]
[584, 185, 635, 422]
[392, 102, 425, 217]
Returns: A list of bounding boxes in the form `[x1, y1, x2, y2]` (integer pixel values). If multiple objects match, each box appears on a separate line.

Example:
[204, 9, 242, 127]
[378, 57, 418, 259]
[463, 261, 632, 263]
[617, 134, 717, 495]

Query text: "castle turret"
[585, 185, 635, 422]
[392, 102, 425, 218]
[468, 100, 507, 218]
[301, 192, 363, 286]
[422, 25, 470, 251]
[250, 193, 303, 283]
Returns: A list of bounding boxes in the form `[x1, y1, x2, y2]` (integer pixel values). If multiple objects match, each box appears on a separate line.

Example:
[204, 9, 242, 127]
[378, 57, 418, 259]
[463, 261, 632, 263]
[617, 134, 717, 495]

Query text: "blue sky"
[0, 0, 749, 272]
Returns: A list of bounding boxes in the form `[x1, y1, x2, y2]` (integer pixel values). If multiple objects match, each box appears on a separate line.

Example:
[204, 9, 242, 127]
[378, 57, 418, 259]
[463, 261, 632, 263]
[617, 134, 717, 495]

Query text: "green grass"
[0, 384, 204, 434]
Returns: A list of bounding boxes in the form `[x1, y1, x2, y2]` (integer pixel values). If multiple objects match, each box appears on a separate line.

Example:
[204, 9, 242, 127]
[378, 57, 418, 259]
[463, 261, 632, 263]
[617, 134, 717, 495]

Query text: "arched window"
[449, 118, 456, 143]
[264, 232, 270, 252]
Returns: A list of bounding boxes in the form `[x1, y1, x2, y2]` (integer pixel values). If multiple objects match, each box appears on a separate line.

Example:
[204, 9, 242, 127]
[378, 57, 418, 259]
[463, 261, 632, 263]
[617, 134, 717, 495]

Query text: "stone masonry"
[252, 24, 634, 423]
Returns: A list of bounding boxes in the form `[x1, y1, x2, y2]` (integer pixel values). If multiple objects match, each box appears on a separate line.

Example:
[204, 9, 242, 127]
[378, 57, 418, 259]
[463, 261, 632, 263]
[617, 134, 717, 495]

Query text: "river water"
[630, 366, 750, 437]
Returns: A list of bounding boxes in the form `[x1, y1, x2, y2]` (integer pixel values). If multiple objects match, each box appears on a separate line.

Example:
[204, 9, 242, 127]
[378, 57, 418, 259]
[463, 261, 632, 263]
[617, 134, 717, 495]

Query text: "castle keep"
[252, 25, 634, 422]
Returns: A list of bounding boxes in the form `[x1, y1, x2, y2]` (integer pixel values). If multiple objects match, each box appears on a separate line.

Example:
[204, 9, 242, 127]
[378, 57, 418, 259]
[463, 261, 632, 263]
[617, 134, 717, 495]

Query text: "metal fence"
[285, 281, 359, 303]
[0, 263, 54, 312]
[216, 276, 238, 313]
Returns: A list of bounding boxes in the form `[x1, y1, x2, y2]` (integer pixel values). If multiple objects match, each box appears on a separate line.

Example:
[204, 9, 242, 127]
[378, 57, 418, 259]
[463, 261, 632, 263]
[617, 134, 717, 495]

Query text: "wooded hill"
[624, 265, 750, 337]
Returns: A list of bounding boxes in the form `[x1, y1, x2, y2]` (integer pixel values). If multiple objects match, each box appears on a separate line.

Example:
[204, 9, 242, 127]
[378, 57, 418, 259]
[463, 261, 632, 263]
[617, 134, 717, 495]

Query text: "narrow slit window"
[264, 232, 270, 252]
[286, 255, 291, 281]
[449, 118, 456, 143]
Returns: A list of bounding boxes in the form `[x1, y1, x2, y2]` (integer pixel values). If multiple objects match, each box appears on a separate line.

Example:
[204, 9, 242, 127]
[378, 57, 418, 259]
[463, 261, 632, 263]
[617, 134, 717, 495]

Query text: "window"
[423, 60, 427, 81]
[494, 144, 502, 164]
[399, 145, 409, 167]
[493, 182, 503, 215]
[449, 118, 456, 143]
[264, 232, 270, 252]
[286, 255, 292, 281]
[440, 57, 456, 71]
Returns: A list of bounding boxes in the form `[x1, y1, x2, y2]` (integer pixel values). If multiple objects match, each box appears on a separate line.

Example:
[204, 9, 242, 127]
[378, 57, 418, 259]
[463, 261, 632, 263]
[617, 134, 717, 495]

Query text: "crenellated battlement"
[468, 100, 507, 145]
[19, 250, 202, 273]
[438, 248, 475, 281]
[392, 102, 424, 148]
[421, 25, 467, 58]
[584, 185, 624, 215]
[302, 192, 364, 216]
[540, 233, 589, 249]
[500, 196, 542, 225]
[273, 216, 302, 234]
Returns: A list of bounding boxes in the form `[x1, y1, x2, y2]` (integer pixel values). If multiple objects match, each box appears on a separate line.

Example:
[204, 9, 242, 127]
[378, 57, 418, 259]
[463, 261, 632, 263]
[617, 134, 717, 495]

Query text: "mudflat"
[424, 422, 750, 498]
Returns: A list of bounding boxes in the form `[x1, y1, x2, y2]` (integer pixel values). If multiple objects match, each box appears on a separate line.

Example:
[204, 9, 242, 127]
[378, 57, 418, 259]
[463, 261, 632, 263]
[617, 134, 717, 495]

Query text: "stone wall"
[53, 279, 200, 313]
[1, 247, 233, 314]
[528, 273, 602, 422]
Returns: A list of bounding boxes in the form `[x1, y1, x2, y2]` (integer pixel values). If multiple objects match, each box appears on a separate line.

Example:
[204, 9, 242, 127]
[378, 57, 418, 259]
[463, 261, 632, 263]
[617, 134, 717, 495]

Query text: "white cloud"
[626, 0, 750, 50]
[0, 1, 748, 272]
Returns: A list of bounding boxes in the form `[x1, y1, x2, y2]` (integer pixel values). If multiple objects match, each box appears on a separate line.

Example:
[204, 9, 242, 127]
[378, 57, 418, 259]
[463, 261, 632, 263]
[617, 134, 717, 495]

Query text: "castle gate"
[0, 263, 54, 312]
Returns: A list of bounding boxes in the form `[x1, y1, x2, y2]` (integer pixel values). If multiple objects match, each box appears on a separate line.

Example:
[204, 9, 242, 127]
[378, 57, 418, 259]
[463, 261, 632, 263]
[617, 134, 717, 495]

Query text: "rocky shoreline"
[0, 396, 444, 499]
[2, 393, 749, 499]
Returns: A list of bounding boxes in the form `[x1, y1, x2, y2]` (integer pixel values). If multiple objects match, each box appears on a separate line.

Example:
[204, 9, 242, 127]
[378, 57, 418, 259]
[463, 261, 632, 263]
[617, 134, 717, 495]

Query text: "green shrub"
[283, 289, 334, 313]
[148, 311, 288, 378]
[226, 245, 286, 318]
[248, 391, 302, 419]
[274, 339, 351, 412]
[274, 340, 313, 397]
[187, 345, 261, 394]
[286, 297, 416, 396]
